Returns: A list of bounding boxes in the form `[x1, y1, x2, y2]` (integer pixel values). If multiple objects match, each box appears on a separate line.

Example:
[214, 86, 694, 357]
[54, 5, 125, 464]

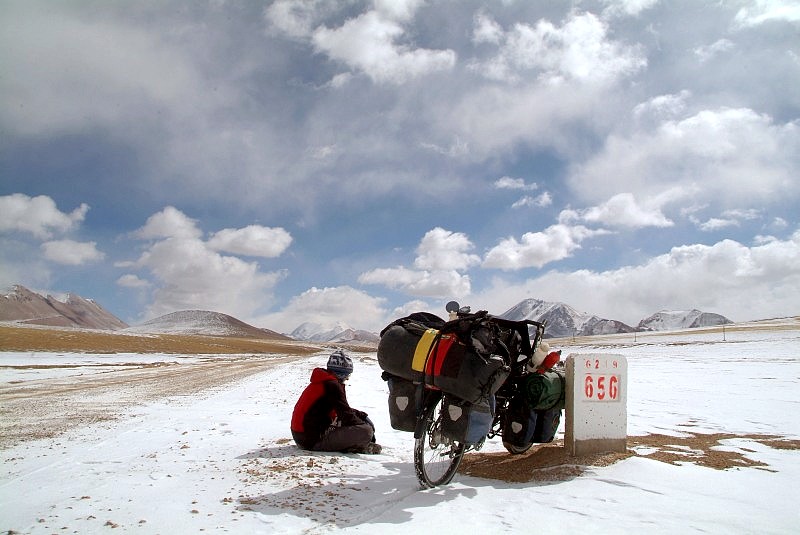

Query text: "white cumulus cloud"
[359, 266, 472, 298]
[0, 194, 88, 239]
[128, 207, 288, 321]
[312, 10, 455, 84]
[601, 0, 660, 18]
[359, 227, 478, 297]
[494, 176, 538, 191]
[256, 285, 388, 333]
[135, 206, 203, 240]
[482, 224, 611, 270]
[116, 274, 151, 288]
[41, 240, 104, 265]
[569, 108, 800, 208]
[734, 0, 800, 28]
[512, 193, 552, 209]
[579, 192, 674, 228]
[208, 225, 293, 258]
[470, 11, 646, 84]
[414, 228, 481, 271]
[477, 230, 800, 325]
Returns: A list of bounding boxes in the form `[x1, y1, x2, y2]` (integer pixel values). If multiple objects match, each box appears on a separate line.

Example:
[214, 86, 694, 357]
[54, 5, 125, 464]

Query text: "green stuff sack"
[524, 369, 565, 410]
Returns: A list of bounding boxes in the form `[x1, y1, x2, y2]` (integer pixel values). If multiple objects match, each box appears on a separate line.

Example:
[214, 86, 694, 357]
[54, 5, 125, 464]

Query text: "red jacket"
[291, 368, 364, 448]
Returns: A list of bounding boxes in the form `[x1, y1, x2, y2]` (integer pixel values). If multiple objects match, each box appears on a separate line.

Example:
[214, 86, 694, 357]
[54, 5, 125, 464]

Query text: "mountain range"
[2, 285, 732, 341]
[0, 285, 128, 330]
[290, 321, 381, 345]
[500, 298, 731, 338]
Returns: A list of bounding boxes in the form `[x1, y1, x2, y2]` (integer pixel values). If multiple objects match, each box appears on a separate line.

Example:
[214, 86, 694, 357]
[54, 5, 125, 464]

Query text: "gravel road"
[0, 354, 304, 449]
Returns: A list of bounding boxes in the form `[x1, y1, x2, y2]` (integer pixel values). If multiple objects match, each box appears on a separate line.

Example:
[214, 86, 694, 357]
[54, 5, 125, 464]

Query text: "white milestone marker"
[565, 354, 628, 456]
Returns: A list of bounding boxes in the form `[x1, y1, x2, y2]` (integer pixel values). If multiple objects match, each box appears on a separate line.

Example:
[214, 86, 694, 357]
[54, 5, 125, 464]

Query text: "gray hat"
[327, 350, 353, 379]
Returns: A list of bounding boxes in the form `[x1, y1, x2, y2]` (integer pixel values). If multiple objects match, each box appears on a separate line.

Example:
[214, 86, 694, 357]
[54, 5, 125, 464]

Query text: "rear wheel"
[414, 395, 466, 488]
[503, 441, 533, 454]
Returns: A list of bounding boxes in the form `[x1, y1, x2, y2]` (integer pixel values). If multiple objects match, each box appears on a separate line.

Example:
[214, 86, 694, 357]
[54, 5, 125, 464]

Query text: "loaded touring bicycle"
[378, 302, 566, 488]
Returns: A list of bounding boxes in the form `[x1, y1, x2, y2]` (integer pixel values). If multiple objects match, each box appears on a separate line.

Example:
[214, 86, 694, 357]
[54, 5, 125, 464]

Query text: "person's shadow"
[237, 440, 298, 460]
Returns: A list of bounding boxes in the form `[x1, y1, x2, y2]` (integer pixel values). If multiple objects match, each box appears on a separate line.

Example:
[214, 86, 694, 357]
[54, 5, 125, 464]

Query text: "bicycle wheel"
[503, 441, 534, 455]
[414, 395, 466, 488]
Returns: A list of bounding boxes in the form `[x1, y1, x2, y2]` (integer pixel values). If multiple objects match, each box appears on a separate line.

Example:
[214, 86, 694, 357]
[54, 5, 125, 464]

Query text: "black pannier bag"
[423, 333, 509, 404]
[532, 405, 562, 443]
[384, 372, 418, 432]
[377, 312, 445, 382]
[502, 393, 538, 448]
[439, 394, 494, 445]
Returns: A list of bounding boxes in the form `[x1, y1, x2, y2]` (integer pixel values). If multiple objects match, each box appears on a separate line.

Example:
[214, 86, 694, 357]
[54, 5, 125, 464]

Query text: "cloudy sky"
[1, 0, 799, 333]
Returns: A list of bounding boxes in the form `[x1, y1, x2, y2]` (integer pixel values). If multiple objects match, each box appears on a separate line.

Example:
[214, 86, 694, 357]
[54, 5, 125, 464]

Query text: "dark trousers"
[314, 422, 374, 452]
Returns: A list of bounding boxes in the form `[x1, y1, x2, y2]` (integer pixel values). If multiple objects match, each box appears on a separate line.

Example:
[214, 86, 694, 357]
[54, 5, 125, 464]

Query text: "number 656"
[584, 374, 619, 400]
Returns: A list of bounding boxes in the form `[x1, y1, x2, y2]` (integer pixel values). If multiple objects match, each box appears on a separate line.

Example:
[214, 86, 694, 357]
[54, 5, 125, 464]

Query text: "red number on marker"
[584, 374, 621, 401]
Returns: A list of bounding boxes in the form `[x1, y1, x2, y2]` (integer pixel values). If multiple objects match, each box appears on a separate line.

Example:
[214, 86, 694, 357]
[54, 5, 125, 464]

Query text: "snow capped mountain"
[127, 310, 290, 339]
[500, 298, 635, 338]
[326, 328, 380, 345]
[500, 299, 732, 337]
[638, 309, 732, 331]
[288, 321, 379, 343]
[0, 285, 128, 330]
[289, 321, 350, 342]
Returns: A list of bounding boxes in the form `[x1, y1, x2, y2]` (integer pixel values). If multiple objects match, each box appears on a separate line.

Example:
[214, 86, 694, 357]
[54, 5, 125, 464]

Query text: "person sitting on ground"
[291, 350, 382, 454]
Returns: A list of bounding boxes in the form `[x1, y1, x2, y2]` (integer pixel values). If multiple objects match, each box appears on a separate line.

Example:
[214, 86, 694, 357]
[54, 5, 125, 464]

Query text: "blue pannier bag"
[440, 394, 494, 445]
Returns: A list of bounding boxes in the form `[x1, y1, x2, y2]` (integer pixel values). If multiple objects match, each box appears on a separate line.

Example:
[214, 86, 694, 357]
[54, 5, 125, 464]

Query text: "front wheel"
[414, 395, 466, 488]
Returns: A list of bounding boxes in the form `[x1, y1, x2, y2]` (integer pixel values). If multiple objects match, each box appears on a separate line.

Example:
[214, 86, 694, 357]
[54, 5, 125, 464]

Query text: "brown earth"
[0, 324, 319, 354]
[459, 433, 800, 483]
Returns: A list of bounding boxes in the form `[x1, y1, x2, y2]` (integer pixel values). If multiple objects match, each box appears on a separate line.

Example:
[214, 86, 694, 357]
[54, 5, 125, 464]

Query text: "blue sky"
[2, 0, 799, 333]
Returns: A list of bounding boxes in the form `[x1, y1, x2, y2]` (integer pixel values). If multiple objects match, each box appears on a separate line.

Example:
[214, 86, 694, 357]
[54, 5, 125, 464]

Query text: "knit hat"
[327, 350, 353, 379]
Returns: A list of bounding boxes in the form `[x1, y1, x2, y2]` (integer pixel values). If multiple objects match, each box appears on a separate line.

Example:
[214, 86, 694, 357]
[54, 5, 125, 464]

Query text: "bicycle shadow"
[233, 441, 478, 527]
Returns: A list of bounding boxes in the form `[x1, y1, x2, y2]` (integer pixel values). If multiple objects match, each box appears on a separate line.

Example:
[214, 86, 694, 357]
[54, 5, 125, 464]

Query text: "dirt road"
[0, 354, 305, 449]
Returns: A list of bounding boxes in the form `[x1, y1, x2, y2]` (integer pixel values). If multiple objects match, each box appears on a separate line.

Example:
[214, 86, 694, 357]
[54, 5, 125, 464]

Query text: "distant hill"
[638, 309, 732, 331]
[500, 298, 636, 338]
[127, 310, 292, 340]
[0, 285, 128, 330]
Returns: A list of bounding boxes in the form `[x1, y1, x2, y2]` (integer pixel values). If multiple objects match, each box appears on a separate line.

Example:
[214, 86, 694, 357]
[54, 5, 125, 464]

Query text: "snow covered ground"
[2, 320, 799, 534]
